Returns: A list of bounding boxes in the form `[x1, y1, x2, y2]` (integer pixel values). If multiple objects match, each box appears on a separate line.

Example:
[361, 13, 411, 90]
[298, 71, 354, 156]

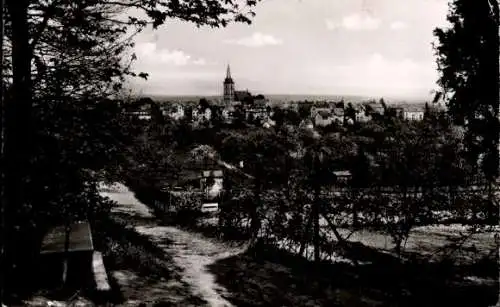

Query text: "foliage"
[433, 0, 499, 180]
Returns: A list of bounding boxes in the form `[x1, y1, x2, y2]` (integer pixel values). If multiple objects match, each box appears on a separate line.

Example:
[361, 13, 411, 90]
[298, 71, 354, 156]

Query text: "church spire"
[224, 64, 234, 84]
[223, 64, 235, 103]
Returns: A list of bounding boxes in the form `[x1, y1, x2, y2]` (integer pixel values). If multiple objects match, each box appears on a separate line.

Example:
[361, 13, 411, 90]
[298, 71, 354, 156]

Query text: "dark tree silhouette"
[433, 0, 499, 180]
[433, 0, 499, 226]
[199, 98, 210, 110]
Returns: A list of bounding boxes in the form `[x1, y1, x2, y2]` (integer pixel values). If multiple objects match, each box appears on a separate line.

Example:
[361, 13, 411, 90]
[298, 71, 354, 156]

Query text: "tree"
[283, 108, 301, 126]
[243, 95, 254, 105]
[433, 0, 499, 181]
[210, 105, 223, 128]
[271, 106, 286, 127]
[232, 105, 246, 128]
[298, 102, 313, 119]
[199, 98, 210, 110]
[344, 102, 357, 124]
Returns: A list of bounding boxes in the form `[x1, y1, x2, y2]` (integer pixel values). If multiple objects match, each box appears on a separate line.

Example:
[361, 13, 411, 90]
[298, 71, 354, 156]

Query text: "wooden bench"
[39, 221, 109, 291]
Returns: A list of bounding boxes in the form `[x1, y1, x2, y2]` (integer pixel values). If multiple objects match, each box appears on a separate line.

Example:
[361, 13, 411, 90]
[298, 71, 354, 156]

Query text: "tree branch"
[29, 0, 61, 57]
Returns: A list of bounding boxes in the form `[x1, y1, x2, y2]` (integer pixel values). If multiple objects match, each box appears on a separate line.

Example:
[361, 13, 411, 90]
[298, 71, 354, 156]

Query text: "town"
[125, 65, 432, 128]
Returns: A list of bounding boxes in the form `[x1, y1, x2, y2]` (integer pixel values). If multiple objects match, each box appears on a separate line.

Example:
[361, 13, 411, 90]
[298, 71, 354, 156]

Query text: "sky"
[129, 0, 450, 100]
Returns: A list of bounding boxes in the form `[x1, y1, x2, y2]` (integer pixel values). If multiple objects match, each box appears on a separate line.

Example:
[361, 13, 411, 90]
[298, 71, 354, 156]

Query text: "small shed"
[333, 170, 352, 185]
[202, 170, 223, 178]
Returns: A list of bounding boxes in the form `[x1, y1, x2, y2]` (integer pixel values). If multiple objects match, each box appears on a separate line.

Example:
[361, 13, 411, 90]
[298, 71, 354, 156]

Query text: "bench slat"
[41, 222, 94, 254]
[93, 251, 111, 292]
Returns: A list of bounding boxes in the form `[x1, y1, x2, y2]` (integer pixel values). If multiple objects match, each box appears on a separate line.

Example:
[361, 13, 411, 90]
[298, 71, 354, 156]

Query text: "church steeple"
[223, 64, 235, 103]
[224, 64, 234, 84]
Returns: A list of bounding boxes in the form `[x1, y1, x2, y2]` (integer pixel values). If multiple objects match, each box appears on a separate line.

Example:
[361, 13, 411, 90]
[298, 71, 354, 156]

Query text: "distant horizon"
[135, 92, 434, 104]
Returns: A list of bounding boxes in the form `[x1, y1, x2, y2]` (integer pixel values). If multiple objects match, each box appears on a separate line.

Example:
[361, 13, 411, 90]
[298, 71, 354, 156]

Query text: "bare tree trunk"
[4, 0, 32, 294]
[313, 184, 320, 263]
[299, 212, 312, 257]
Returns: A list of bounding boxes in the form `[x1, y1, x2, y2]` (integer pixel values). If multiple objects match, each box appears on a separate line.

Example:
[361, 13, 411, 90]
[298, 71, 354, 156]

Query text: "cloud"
[134, 42, 208, 66]
[311, 53, 436, 97]
[224, 32, 283, 47]
[325, 13, 381, 31]
[325, 19, 337, 30]
[390, 21, 408, 30]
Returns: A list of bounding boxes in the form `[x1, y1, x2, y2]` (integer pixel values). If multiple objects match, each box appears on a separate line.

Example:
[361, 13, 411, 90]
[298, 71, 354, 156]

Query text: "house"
[200, 170, 224, 200]
[331, 107, 344, 124]
[246, 104, 268, 123]
[314, 110, 334, 127]
[171, 104, 185, 120]
[310, 106, 330, 118]
[299, 118, 314, 130]
[124, 110, 151, 121]
[162, 103, 185, 120]
[333, 170, 352, 184]
[354, 105, 371, 122]
[192, 106, 212, 124]
[360, 102, 384, 119]
[403, 106, 424, 120]
[124, 103, 152, 120]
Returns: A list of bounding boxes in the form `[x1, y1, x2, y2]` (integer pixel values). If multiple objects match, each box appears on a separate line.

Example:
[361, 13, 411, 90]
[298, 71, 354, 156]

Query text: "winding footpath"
[100, 183, 245, 307]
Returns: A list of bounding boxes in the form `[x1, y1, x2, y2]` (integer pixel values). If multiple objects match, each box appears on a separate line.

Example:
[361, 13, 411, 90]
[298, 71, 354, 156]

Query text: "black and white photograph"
[0, 0, 499, 306]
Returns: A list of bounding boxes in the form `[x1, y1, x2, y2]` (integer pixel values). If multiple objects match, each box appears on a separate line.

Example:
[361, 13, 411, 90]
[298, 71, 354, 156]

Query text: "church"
[223, 65, 252, 103]
[221, 65, 271, 125]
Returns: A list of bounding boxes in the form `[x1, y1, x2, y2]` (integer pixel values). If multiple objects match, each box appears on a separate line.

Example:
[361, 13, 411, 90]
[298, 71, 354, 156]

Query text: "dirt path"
[101, 183, 245, 307]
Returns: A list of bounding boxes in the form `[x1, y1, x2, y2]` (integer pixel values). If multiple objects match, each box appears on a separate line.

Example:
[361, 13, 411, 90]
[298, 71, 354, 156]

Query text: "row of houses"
[124, 98, 436, 130]
[308, 102, 430, 127]
[126, 94, 274, 127]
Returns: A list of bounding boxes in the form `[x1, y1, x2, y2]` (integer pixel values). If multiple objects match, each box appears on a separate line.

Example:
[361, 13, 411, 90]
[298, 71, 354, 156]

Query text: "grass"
[208, 242, 498, 307]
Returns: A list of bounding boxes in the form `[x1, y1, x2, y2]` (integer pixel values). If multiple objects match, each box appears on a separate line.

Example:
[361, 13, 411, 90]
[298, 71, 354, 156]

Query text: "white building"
[164, 104, 185, 120]
[314, 112, 332, 127]
[403, 106, 424, 121]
